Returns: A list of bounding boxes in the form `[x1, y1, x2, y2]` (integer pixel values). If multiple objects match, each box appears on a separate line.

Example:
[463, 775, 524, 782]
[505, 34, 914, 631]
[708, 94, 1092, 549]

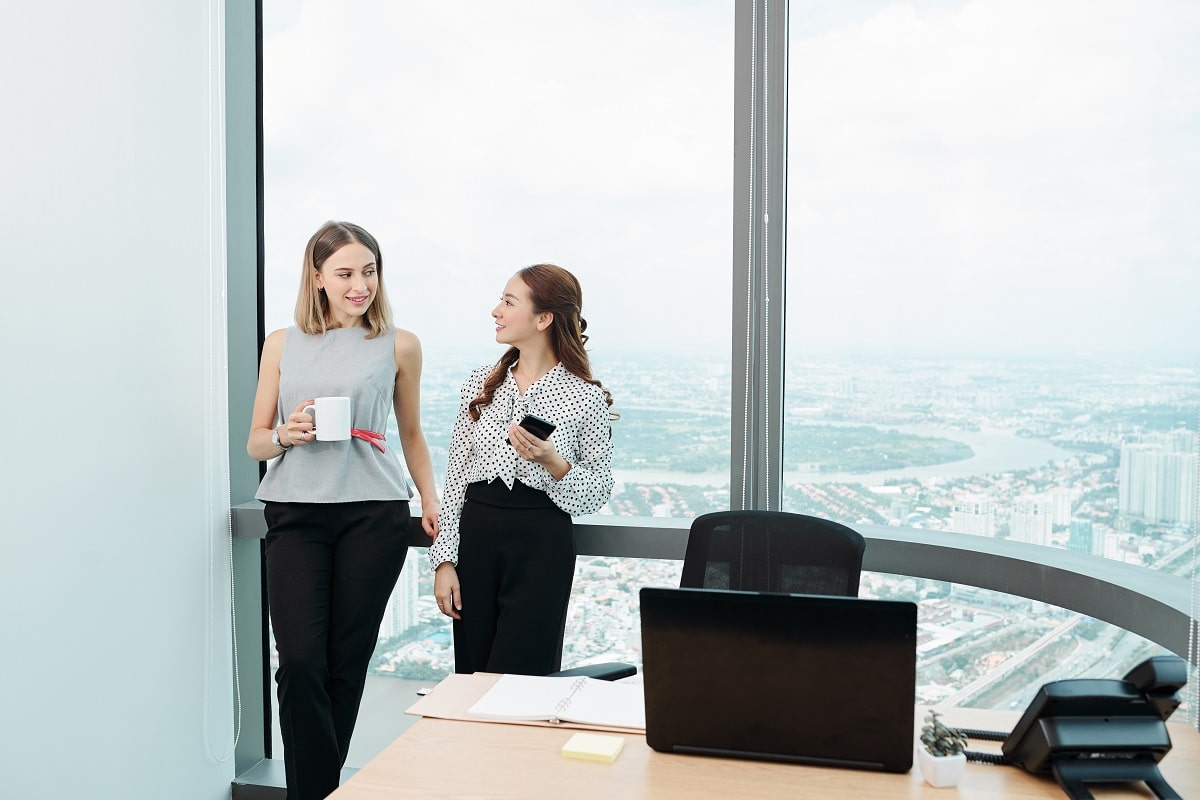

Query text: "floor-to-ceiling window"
[252, 0, 1198, 773]
[262, 0, 733, 765]
[785, 0, 1200, 709]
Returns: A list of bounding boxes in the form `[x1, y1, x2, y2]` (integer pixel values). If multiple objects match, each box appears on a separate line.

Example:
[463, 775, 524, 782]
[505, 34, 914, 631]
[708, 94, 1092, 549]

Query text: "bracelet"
[271, 427, 291, 452]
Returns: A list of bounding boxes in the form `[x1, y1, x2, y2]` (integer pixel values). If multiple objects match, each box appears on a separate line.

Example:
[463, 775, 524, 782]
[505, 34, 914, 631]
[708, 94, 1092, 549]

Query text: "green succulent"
[920, 709, 968, 757]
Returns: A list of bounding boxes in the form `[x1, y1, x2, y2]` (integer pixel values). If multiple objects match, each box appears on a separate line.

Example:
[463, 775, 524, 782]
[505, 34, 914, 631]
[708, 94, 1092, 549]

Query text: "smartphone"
[518, 414, 556, 440]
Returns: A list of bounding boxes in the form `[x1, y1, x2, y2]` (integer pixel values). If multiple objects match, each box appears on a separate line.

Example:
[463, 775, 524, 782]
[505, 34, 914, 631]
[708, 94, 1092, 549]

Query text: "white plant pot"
[918, 748, 967, 788]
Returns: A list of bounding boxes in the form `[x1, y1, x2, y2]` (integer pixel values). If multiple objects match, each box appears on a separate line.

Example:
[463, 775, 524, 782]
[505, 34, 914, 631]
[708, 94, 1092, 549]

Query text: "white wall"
[0, 3, 236, 798]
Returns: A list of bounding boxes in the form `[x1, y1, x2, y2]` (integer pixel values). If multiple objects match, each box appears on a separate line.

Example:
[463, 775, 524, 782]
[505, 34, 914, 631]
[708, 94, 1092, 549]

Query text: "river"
[612, 425, 1077, 486]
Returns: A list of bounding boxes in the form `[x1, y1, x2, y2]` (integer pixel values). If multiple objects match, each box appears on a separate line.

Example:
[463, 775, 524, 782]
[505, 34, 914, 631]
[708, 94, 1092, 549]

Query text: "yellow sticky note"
[561, 732, 625, 763]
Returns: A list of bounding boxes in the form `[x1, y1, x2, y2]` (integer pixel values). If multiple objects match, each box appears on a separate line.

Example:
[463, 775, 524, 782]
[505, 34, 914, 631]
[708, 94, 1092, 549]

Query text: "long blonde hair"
[294, 220, 393, 338]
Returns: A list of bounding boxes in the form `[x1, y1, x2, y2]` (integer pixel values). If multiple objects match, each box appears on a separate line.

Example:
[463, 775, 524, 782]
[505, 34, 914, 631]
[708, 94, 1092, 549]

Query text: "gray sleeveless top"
[255, 326, 413, 503]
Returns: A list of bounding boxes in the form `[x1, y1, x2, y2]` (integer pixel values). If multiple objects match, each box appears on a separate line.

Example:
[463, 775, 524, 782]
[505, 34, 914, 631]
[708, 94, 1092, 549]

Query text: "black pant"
[263, 500, 409, 800]
[453, 481, 576, 676]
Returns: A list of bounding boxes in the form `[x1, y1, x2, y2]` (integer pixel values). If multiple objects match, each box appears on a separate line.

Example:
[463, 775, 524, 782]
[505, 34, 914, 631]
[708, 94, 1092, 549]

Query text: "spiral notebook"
[640, 587, 918, 773]
[466, 673, 646, 731]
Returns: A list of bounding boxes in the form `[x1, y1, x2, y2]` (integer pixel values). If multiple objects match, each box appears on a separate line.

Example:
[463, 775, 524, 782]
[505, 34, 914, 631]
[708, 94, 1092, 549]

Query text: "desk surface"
[330, 704, 1200, 799]
[326, 714, 1200, 800]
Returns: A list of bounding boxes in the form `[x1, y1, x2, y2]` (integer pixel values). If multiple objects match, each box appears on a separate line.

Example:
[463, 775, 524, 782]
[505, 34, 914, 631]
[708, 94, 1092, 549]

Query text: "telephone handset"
[959, 655, 1188, 800]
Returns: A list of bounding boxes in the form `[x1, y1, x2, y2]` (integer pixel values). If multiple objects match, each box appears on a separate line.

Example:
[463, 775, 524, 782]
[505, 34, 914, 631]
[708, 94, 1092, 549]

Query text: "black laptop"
[639, 586, 918, 773]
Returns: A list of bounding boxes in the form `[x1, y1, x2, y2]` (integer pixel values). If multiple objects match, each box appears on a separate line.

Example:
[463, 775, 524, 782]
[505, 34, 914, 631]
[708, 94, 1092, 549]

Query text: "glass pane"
[862, 574, 1178, 712]
[786, 1, 1199, 705]
[263, 0, 732, 764]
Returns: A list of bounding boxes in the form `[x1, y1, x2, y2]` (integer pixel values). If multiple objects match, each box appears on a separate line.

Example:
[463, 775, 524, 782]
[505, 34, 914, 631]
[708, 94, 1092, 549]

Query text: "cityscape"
[257, 0, 1200, 724]
[317, 351, 1198, 712]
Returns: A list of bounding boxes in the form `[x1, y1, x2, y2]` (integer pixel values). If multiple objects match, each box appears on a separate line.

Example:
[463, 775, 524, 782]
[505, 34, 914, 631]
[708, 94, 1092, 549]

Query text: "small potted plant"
[918, 709, 968, 787]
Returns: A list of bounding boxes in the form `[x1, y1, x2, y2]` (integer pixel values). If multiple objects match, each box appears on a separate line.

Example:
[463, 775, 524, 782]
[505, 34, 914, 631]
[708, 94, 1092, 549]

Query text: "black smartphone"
[518, 414, 556, 440]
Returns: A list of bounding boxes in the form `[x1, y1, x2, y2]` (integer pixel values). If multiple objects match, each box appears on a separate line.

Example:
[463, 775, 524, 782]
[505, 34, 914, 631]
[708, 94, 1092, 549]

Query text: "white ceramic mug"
[303, 396, 352, 441]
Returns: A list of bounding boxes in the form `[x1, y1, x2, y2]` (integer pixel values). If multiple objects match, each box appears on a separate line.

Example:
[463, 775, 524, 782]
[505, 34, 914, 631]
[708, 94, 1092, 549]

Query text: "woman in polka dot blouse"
[430, 263, 615, 675]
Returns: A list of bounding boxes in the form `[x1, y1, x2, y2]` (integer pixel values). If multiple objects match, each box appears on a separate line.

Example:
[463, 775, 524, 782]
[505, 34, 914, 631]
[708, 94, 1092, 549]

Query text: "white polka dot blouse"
[427, 361, 615, 570]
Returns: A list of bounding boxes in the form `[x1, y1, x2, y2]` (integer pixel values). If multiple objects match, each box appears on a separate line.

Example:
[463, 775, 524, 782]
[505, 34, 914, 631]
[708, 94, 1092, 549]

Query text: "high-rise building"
[1118, 431, 1197, 524]
[1157, 452, 1197, 525]
[951, 495, 995, 537]
[1046, 488, 1074, 526]
[1067, 519, 1102, 556]
[1164, 429, 1198, 454]
[380, 561, 422, 640]
[889, 499, 911, 526]
[1010, 496, 1053, 546]
[1119, 443, 1159, 519]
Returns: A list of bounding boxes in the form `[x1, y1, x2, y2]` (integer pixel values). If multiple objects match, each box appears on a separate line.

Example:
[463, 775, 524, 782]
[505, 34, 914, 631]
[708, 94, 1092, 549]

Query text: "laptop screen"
[640, 587, 918, 773]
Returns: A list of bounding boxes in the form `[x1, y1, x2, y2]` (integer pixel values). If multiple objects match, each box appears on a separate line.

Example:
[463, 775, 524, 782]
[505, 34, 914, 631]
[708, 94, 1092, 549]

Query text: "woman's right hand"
[434, 562, 461, 620]
[281, 399, 317, 447]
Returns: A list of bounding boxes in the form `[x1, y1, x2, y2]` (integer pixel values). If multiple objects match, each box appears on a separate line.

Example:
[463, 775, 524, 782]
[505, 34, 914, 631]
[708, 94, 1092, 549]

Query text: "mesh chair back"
[680, 510, 866, 596]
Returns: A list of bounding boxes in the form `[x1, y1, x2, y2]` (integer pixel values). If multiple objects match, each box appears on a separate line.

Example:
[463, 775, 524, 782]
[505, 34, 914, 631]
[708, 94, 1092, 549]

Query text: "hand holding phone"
[517, 414, 556, 440]
[509, 414, 569, 479]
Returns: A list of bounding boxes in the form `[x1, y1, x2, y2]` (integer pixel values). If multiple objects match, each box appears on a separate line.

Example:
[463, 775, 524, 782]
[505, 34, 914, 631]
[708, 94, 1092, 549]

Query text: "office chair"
[550, 661, 638, 680]
[556, 510, 867, 682]
[547, 603, 637, 681]
[680, 510, 866, 596]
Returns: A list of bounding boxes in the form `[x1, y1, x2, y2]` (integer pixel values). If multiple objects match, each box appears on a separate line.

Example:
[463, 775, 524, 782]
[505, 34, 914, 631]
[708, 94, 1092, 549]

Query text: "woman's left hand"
[508, 422, 550, 463]
[419, 496, 440, 539]
[508, 422, 571, 479]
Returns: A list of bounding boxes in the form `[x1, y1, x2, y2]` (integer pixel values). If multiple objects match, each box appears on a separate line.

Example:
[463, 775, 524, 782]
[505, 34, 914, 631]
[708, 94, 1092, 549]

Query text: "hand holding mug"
[302, 396, 353, 441]
[283, 399, 317, 446]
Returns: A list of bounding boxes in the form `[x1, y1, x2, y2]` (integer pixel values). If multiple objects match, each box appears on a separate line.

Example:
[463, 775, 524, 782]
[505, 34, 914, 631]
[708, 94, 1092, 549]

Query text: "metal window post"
[732, 0, 788, 511]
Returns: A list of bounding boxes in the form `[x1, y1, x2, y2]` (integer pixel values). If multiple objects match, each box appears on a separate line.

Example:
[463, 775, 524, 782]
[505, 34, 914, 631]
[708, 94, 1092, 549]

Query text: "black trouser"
[263, 500, 409, 800]
[453, 480, 576, 676]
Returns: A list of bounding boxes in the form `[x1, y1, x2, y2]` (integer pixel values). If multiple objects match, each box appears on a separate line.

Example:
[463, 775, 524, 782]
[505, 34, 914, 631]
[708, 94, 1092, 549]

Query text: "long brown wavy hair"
[469, 263, 616, 421]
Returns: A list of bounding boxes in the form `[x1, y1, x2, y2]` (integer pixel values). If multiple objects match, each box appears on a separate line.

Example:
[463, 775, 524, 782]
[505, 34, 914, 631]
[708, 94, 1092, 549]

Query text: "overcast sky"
[262, 0, 1198, 363]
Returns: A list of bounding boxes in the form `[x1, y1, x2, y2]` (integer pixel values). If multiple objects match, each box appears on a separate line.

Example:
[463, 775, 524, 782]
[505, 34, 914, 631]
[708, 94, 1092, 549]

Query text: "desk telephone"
[956, 655, 1188, 800]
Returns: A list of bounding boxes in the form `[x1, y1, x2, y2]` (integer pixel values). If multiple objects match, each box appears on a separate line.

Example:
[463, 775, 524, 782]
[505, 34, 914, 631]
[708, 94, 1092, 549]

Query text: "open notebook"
[466, 673, 645, 731]
[640, 587, 918, 773]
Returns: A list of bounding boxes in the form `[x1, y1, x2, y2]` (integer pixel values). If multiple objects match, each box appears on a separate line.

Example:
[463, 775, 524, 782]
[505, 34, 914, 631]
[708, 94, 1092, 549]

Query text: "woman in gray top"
[247, 220, 439, 800]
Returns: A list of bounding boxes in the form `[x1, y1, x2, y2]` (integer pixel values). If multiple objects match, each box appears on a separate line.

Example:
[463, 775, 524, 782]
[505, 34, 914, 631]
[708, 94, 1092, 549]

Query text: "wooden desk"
[330, 678, 1200, 799]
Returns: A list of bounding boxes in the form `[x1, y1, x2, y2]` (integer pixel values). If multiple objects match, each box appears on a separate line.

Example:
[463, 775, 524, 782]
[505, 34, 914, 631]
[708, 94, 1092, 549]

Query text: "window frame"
[227, 0, 1198, 777]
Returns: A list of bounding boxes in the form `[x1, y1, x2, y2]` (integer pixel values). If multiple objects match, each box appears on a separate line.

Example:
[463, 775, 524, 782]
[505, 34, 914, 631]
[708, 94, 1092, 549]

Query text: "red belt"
[351, 429, 386, 453]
